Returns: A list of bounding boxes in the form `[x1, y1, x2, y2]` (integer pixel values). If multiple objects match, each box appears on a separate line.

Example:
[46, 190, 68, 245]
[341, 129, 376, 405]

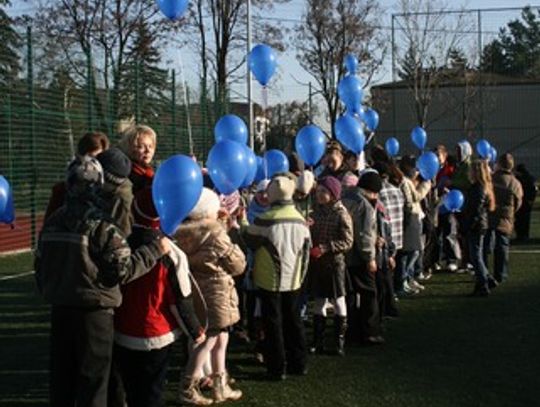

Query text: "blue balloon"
[152, 155, 203, 235]
[385, 137, 400, 157]
[264, 150, 289, 178]
[207, 140, 247, 195]
[416, 151, 440, 180]
[363, 108, 379, 132]
[335, 115, 365, 154]
[0, 175, 14, 224]
[411, 126, 427, 150]
[345, 54, 359, 74]
[444, 189, 464, 212]
[295, 125, 327, 166]
[338, 75, 364, 112]
[156, 0, 188, 21]
[241, 146, 258, 188]
[215, 114, 248, 144]
[490, 147, 498, 163]
[249, 44, 277, 86]
[254, 156, 266, 182]
[476, 139, 491, 159]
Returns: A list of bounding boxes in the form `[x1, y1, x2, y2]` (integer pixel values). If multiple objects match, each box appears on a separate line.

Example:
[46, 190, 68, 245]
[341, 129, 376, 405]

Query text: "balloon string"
[178, 51, 194, 155]
[261, 86, 268, 110]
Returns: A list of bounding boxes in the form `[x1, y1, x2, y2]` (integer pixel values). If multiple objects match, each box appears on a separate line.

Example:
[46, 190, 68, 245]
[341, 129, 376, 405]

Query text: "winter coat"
[309, 201, 354, 298]
[245, 203, 311, 292]
[342, 188, 377, 266]
[463, 182, 491, 234]
[99, 175, 134, 236]
[400, 177, 431, 251]
[35, 201, 162, 308]
[175, 219, 246, 332]
[376, 201, 396, 270]
[489, 169, 523, 235]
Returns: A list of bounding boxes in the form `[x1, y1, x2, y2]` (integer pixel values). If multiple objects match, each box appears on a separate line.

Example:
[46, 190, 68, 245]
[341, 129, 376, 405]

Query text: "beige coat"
[175, 219, 246, 332]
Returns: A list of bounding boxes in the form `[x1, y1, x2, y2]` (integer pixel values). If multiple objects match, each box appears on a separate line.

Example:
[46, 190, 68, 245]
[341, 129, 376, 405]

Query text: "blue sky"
[7, 0, 536, 107]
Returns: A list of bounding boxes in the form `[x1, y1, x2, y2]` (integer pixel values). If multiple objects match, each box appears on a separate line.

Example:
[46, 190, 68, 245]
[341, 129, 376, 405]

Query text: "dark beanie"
[97, 148, 132, 178]
[358, 171, 382, 193]
[288, 152, 305, 174]
[319, 176, 342, 200]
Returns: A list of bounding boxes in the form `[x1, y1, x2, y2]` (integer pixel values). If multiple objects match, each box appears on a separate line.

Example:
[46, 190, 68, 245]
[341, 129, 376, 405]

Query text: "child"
[175, 188, 246, 403]
[309, 176, 353, 356]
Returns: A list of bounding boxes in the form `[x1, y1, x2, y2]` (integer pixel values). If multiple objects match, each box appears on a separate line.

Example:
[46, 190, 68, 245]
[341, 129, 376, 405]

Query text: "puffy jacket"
[99, 175, 134, 236]
[489, 169, 523, 235]
[342, 188, 377, 265]
[463, 183, 491, 233]
[175, 219, 246, 331]
[245, 203, 311, 292]
[35, 202, 162, 308]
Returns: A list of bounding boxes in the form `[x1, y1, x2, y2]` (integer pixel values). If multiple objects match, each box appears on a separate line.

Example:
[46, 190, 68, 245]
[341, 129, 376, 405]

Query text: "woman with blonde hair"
[118, 125, 157, 191]
[462, 159, 497, 296]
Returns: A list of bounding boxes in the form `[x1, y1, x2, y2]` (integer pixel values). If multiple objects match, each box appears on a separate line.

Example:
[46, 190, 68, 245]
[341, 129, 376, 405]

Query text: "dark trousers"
[115, 344, 171, 407]
[381, 265, 398, 317]
[50, 306, 114, 407]
[515, 206, 532, 240]
[439, 213, 462, 263]
[259, 289, 307, 375]
[348, 266, 382, 340]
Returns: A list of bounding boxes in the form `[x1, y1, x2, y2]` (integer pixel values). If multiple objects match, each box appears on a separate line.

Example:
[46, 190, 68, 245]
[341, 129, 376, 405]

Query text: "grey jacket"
[342, 188, 377, 266]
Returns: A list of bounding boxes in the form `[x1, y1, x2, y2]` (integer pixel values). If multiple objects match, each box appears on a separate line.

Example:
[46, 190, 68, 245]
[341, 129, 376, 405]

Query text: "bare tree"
[184, 0, 291, 110]
[295, 0, 386, 137]
[395, 0, 471, 127]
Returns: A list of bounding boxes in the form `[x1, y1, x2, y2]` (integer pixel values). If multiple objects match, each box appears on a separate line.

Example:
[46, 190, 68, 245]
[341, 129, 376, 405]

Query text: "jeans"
[467, 233, 490, 288]
[259, 289, 307, 375]
[439, 213, 462, 263]
[50, 306, 114, 407]
[493, 231, 510, 282]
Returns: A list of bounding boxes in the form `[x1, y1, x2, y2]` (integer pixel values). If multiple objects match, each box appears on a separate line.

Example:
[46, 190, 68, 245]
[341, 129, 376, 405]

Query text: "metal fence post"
[6, 93, 13, 181]
[87, 49, 93, 130]
[308, 82, 313, 122]
[391, 14, 397, 135]
[478, 9, 484, 138]
[27, 26, 36, 248]
[171, 69, 177, 152]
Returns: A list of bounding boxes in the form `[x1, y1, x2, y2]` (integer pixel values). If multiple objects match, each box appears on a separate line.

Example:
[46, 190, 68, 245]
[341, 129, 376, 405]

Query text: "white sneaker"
[447, 263, 458, 272]
[403, 281, 420, 294]
[410, 279, 425, 291]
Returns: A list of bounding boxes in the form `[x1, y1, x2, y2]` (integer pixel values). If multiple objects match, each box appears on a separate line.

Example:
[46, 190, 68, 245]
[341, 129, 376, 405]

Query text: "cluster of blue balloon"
[334, 54, 379, 155]
[476, 138, 497, 163]
[0, 176, 15, 224]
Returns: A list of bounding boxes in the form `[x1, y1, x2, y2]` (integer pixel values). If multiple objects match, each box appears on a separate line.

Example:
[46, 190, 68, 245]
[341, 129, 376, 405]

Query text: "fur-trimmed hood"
[173, 218, 225, 256]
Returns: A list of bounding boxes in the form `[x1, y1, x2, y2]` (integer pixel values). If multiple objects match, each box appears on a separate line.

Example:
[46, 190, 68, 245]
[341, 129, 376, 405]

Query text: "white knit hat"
[188, 187, 221, 220]
[256, 179, 271, 193]
[296, 170, 315, 195]
[267, 173, 297, 204]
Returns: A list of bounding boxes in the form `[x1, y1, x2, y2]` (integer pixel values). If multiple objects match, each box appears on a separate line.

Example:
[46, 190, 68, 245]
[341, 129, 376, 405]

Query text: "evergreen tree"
[480, 6, 540, 77]
[0, 0, 21, 89]
[120, 20, 169, 121]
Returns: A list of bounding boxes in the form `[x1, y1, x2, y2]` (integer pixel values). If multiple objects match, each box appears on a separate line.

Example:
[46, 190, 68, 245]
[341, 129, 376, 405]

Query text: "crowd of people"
[34, 125, 537, 406]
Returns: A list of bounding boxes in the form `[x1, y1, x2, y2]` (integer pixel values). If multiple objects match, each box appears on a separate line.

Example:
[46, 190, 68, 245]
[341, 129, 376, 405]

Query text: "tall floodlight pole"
[247, 0, 254, 149]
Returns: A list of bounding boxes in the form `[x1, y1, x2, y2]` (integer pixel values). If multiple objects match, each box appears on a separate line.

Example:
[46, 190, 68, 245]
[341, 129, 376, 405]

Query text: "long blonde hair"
[470, 159, 496, 212]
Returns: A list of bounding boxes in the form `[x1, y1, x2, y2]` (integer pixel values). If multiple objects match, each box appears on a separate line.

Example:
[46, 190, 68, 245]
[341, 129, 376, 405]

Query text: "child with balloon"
[175, 188, 246, 404]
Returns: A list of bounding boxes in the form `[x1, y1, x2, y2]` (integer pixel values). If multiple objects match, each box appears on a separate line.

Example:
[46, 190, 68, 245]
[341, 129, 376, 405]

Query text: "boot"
[179, 376, 214, 406]
[334, 315, 347, 357]
[309, 315, 326, 354]
[212, 372, 242, 403]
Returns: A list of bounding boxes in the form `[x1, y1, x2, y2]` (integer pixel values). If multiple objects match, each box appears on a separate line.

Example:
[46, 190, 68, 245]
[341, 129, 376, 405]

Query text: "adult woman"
[118, 125, 157, 192]
[463, 160, 497, 296]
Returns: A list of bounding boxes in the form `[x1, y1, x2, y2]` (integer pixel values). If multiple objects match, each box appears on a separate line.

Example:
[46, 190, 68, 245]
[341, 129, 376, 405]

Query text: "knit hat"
[456, 140, 473, 162]
[97, 148, 132, 178]
[188, 187, 221, 220]
[66, 155, 104, 195]
[256, 179, 271, 193]
[133, 187, 160, 229]
[267, 173, 297, 204]
[341, 172, 359, 188]
[296, 170, 315, 195]
[358, 171, 382, 193]
[318, 176, 342, 200]
[288, 152, 305, 174]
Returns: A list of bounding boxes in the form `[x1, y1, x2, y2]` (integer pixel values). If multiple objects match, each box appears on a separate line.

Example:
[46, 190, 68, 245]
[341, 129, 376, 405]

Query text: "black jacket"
[462, 183, 490, 234]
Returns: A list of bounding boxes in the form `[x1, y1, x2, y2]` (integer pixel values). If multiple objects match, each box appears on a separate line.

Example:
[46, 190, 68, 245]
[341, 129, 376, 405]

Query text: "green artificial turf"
[1, 210, 539, 406]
